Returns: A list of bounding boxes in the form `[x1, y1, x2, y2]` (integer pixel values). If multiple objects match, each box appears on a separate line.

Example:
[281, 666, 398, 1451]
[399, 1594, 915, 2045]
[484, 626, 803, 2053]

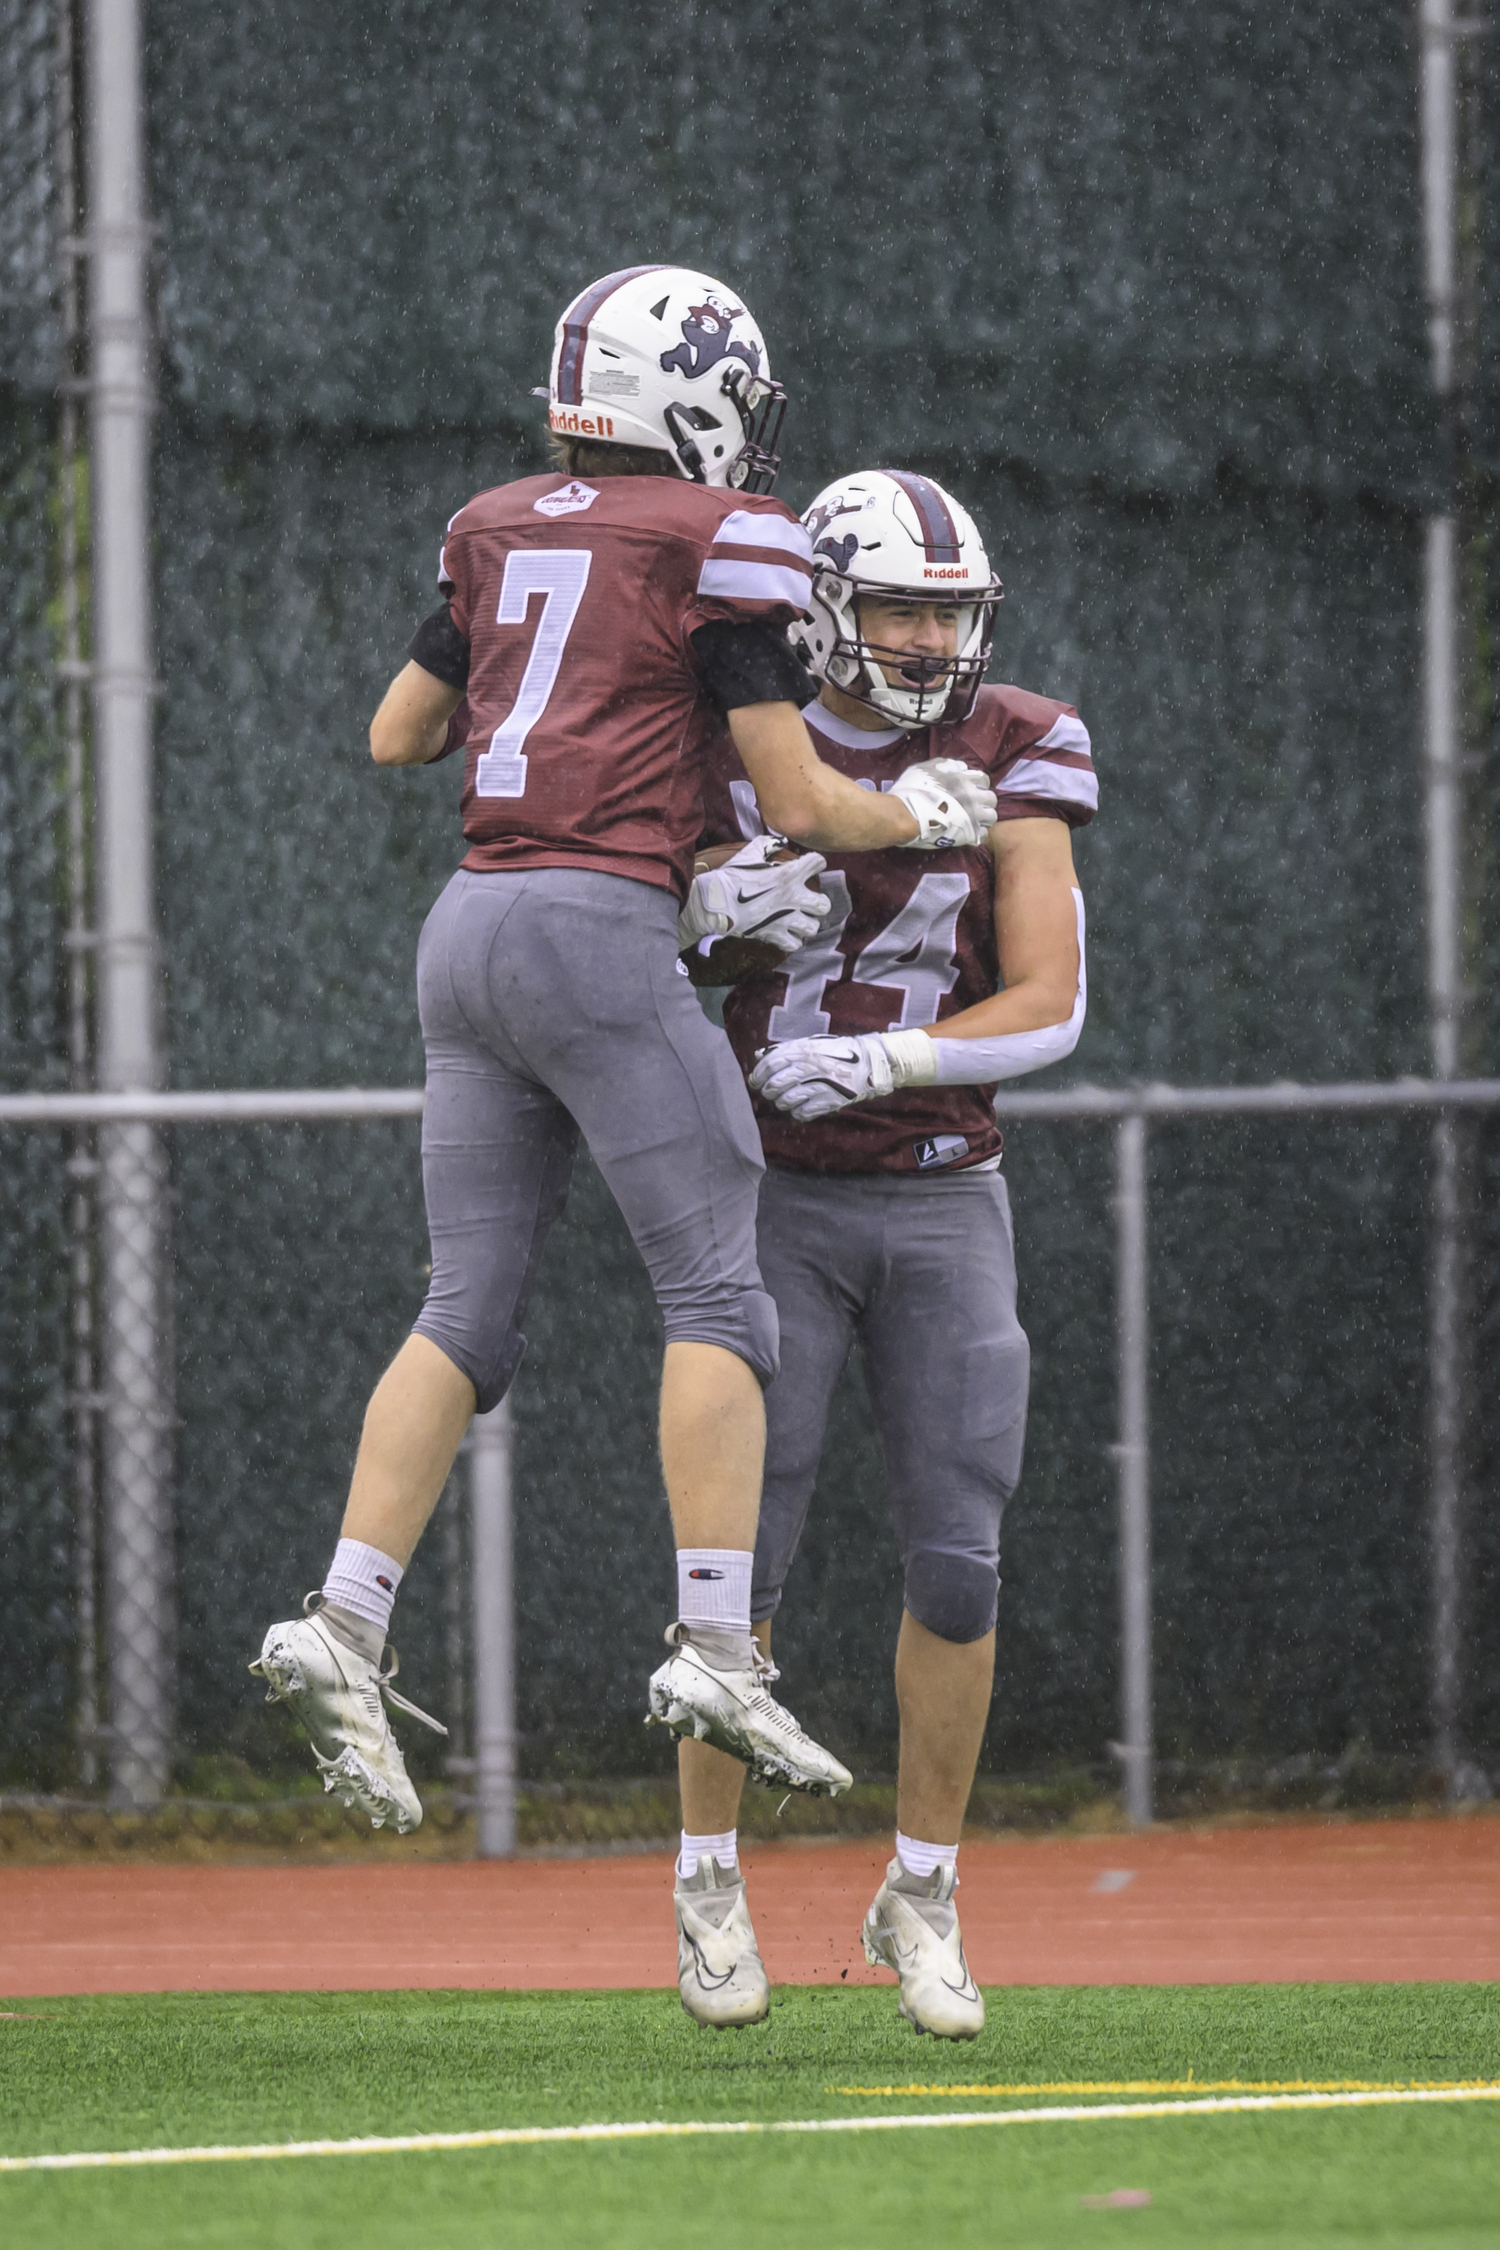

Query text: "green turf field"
[1, 1985, 1497, 2248]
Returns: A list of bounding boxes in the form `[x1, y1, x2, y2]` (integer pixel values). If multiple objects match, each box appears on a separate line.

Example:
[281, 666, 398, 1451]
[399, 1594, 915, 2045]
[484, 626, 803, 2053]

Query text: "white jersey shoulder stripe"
[997, 755, 1100, 812]
[710, 509, 814, 564]
[697, 556, 814, 608]
[710, 540, 813, 578]
[1033, 711, 1092, 759]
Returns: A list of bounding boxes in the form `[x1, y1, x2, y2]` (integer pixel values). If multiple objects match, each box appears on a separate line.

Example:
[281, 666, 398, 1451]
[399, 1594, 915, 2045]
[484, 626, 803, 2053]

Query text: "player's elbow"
[1035, 979, 1085, 1058]
[753, 776, 824, 847]
[369, 712, 417, 766]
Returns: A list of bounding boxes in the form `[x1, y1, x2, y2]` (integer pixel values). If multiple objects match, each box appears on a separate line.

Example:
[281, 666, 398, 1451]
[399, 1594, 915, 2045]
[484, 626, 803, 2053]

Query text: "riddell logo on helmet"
[923, 565, 968, 579]
[549, 407, 618, 438]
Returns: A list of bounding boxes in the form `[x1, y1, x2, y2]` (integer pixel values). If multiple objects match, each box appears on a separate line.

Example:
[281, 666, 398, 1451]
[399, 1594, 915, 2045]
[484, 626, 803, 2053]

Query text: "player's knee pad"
[903, 1547, 999, 1645]
[663, 1286, 780, 1389]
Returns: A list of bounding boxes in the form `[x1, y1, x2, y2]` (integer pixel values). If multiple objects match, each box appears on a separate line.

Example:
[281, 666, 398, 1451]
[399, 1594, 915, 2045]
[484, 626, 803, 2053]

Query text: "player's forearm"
[729, 704, 920, 851]
[788, 763, 925, 852]
[920, 975, 1078, 1043]
[370, 662, 464, 766]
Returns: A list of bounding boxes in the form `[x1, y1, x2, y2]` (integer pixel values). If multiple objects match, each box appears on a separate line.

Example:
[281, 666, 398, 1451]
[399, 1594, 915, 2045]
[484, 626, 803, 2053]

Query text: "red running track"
[0, 1820, 1496, 1996]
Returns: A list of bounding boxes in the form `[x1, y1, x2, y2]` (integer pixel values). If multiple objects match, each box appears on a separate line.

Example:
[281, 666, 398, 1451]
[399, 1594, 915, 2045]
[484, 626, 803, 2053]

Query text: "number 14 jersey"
[698, 687, 1098, 1177]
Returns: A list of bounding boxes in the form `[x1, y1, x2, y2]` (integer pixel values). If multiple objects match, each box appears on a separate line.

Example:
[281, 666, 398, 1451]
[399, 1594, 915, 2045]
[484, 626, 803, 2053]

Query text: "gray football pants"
[411, 867, 778, 1411]
[752, 1164, 1030, 1645]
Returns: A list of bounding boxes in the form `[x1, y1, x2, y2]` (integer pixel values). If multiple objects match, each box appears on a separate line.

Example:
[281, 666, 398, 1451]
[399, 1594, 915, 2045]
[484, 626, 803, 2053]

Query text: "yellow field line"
[3, 2086, 1500, 2175]
[833, 2079, 1500, 2098]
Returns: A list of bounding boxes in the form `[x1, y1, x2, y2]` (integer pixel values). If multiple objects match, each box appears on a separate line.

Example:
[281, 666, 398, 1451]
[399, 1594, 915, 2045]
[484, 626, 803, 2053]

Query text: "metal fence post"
[1113, 1112, 1153, 1827]
[86, 0, 173, 1806]
[1428, 1113, 1464, 1779]
[1418, 0, 1485, 1795]
[469, 1399, 517, 1857]
[55, 0, 102, 1790]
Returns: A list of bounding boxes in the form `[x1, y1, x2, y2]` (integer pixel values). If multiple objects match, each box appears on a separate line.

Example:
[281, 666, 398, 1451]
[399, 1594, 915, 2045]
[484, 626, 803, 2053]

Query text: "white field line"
[3, 2086, 1500, 2175]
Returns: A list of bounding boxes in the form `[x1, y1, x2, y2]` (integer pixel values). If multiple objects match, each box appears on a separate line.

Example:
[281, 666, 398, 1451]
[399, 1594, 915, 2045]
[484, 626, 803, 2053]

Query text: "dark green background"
[1, 0, 1496, 1784]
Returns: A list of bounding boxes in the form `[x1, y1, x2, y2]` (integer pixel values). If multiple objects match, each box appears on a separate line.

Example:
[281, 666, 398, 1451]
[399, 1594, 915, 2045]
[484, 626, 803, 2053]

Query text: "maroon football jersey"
[439, 473, 813, 896]
[698, 686, 1097, 1176]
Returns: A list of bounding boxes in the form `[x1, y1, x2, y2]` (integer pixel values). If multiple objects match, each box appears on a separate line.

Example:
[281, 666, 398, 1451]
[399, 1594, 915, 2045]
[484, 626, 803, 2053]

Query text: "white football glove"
[678, 837, 831, 954]
[748, 1030, 938, 1121]
[890, 758, 998, 850]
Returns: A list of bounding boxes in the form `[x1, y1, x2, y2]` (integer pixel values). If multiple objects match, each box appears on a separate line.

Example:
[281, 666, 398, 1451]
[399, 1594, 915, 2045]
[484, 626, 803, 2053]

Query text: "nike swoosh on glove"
[748, 1030, 938, 1121]
[889, 758, 998, 850]
[678, 837, 831, 953]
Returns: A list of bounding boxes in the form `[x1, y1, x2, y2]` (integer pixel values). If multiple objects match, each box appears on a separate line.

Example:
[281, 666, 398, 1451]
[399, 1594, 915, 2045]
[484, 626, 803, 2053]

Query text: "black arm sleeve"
[689, 620, 818, 714]
[407, 601, 471, 691]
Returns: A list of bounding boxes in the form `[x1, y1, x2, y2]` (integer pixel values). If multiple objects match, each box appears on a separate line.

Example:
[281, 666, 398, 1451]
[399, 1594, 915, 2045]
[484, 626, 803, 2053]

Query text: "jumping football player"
[250, 274, 1001, 1836]
[672, 469, 1095, 2037]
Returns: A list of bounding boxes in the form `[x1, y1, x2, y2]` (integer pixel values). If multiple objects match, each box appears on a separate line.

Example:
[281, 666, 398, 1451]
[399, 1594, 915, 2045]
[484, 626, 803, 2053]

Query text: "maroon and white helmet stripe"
[555, 265, 667, 404]
[883, 469, 963, 563]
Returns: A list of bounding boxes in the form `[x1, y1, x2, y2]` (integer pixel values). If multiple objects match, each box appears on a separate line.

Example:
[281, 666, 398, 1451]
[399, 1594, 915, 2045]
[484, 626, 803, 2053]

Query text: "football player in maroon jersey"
[672, 470, 1095, 2036]
[250, 276, 1005, 1843]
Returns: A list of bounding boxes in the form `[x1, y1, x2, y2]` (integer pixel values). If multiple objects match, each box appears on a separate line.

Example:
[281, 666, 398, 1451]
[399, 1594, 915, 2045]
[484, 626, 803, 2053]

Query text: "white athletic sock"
[895, 1831, 959, 1882]
[677, 1828, 738, 1881]
[322, 1538, 403, 1634]
[676, 1548, 753, 1633]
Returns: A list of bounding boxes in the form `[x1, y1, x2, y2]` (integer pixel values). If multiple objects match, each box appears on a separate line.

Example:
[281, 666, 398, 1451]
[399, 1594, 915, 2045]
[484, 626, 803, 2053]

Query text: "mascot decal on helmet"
[659, 296, 763, 382]
[803, 494, 862, 573]
[813, 530, 859, 573]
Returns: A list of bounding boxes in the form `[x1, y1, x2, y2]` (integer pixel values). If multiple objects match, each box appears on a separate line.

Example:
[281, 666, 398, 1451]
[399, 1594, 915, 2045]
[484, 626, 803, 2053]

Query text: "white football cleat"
[249, 1599, 445, 1835]
[674, 1856, 770, 2028]
[862, 1856, 985, 2040]
[647, 1626, 852, 1797]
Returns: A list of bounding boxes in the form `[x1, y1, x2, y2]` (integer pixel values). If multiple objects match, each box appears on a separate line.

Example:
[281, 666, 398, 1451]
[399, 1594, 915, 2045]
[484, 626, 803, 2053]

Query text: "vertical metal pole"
[1114, 1114, 1153, 1827]
[1428, 1116, 1463, 1775]
[469, 1400, 517, 1858]
[1422, 516, 1462, 1088]
[85, 0, 173, 1806]
[56, 0, 101, 1791]
[1419, 0, 1472, 1787]
[440, 1472, 469, 1770]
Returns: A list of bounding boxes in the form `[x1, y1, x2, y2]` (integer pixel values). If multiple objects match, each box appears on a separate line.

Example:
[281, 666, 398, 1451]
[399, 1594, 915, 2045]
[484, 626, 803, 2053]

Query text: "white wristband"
[881, 1029, 940, 1089]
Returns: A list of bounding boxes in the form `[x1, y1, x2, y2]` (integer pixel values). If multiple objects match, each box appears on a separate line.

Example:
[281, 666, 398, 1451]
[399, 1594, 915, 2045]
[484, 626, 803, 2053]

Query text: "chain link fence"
[3, 0, 1499, 1848]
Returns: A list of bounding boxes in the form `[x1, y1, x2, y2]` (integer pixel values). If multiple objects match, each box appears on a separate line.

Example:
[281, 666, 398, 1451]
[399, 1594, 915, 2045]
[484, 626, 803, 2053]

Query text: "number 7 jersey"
[438, 472, 812, 896]
[698, 688, 1098, 1176]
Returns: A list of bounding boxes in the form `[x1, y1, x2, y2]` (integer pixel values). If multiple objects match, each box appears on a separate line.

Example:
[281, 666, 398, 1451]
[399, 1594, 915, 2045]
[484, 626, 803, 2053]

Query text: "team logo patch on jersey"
[913, 1134, 970, 1170]
[534, 480, 601, 518]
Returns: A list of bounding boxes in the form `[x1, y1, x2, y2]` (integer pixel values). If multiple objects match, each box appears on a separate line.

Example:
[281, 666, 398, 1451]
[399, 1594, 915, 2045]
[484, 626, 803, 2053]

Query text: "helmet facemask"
[722, 365, 787, 493]
[810, 569, 1003, 729]
[663, 365, 787, 492]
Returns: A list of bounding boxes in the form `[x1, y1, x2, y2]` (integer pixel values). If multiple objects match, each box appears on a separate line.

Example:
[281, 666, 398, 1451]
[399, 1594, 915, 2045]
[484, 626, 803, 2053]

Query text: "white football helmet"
[536, 266, 787, 492]
[790, 470, 1003, 728]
